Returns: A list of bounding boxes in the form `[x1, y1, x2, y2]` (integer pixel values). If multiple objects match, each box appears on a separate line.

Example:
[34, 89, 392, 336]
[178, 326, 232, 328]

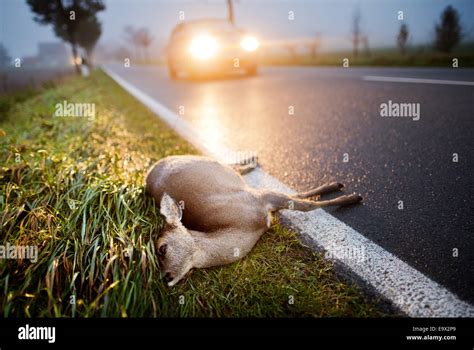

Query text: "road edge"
[102, 65, 474, 317]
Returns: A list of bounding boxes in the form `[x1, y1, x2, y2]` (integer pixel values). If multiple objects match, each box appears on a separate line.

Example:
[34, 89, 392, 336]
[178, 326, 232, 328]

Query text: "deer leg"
[230, 163, 257, 175]
[295, 182, 344, 198]
[263, 191, 362, 212]
[314, 194, 363, 208]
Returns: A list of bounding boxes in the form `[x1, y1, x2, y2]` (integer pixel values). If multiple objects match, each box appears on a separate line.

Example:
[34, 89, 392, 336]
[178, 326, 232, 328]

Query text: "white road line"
[103, 66, 474, 317]
[363, 75, 474, 86]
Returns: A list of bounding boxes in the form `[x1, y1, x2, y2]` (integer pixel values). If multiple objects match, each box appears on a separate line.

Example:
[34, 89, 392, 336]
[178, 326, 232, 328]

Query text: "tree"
[0, 43, 12, 67]
[123, 26, 153, 62]
[26, 0, 105, 74]
[76, 15, 102, 66]
[306, 33, 321, 60]
[351, 7, 362, 58]
[285, 42, 297, 61]
[123, 26, 139, 60]
[135, 28, 153, 62]
[361, 35, 370, 57]
[434, 5, 462, 53]
[397, 24, 409, 55]
[227, 0, 235, 24]
[112, 46, 132, 62]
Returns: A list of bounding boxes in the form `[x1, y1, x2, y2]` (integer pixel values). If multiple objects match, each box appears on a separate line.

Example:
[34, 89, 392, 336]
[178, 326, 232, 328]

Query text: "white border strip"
[364, 75, 474, 86]
[103, 66, 474, 317]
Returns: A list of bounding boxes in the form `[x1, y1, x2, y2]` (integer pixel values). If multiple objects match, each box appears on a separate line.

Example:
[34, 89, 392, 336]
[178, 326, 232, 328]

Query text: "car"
[166, 19, 260, 79]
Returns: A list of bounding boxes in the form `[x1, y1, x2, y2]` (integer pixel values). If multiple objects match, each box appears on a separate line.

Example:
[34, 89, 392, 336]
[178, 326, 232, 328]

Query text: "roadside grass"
[262, 47, 474, 67]
[111, 44, 474, 68]
[0, 85, 43, 120]
[0, 70, 387, 317]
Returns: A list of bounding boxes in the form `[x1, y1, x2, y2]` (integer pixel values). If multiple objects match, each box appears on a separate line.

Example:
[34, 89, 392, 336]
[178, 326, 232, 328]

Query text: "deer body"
[146, 155, 362, 286]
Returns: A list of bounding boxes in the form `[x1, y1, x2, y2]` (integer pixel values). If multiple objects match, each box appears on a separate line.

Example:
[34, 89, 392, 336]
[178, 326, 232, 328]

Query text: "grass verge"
[262, 48, 474, 67]
[0, 70, 387, 317]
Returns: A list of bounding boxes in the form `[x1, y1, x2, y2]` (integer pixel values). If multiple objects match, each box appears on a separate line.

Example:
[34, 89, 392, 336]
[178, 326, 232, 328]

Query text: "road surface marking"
[103, 66, 474, 317]
[364, 75, 474, 86]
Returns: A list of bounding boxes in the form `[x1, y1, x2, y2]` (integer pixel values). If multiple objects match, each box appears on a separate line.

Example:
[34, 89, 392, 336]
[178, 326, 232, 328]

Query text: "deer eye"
[158, 244, 167, 257]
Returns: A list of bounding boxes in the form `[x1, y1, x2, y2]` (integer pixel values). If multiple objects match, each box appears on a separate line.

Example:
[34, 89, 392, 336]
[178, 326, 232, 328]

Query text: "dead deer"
[145, 155, 362, 286]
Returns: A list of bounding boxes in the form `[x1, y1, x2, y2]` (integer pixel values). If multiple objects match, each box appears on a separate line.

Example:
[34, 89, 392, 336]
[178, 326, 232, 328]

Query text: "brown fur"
[146, 155, 362, 286]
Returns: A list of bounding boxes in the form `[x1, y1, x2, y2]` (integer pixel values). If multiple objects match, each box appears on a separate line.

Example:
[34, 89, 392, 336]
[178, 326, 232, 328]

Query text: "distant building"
[38, 42, 71, 67]
[22, 42, 71, 68]
[21, 56, 40, 67]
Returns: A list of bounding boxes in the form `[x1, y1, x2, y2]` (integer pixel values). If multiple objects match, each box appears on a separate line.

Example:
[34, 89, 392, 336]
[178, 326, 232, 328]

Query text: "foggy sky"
[1, 0, 473, 59]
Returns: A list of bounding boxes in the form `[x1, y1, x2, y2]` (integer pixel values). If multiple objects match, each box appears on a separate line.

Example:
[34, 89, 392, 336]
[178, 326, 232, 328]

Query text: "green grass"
[262, 45, 474, 67]
[0, 85, 43, 120]
[0, 70, 387, 317]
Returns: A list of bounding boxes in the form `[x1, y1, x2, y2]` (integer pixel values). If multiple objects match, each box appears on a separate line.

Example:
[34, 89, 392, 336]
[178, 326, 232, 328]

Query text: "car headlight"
[189, 35, 218, 60]
[240, 36, 259, 52]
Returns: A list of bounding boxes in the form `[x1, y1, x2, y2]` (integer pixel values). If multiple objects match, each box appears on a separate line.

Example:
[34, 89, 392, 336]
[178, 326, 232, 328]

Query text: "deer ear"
[160, 193, 182, 224]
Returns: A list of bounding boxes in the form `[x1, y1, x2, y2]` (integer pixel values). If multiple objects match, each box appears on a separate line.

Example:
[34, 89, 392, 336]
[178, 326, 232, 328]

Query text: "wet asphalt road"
[106, 64, 474, 304]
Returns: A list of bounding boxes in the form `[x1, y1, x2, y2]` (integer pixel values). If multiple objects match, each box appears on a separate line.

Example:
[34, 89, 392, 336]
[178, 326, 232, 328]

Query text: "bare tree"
[285, 43, 298, 61]
[306, 33, 321, 60]
[227, 0, 235, 24]
[136, 28, 154, 62]
[113, 46, 132, 61]
[397, 24, 409, 55]
[351, 7, 362, 58]
[123, 26, 154, 62]
[361, 35, 370, 57]
[123, 26, 139, 60]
